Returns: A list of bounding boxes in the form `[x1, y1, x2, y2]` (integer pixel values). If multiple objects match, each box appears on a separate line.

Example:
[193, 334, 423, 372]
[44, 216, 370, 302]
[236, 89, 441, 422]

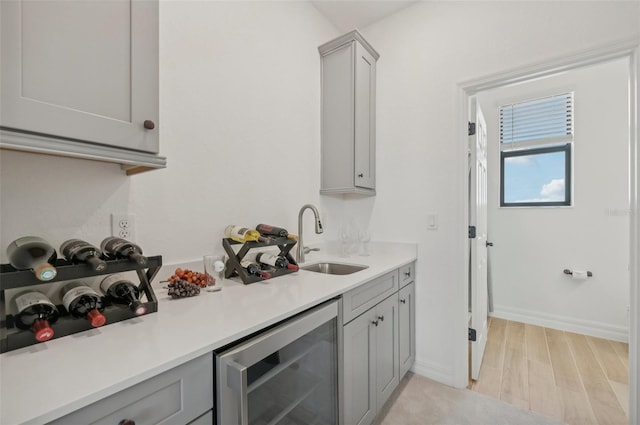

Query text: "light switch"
[427, 213, 438, 230]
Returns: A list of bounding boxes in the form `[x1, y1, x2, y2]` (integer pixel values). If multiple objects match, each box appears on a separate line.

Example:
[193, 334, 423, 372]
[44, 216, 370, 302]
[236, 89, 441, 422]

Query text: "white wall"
[476, 58, 630, 342]
[0, 1, 338, 263]
[348, 1, 640, 385]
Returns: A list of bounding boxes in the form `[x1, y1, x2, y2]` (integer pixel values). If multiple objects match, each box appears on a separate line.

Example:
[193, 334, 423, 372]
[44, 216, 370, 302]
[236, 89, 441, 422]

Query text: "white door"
[470, 97, 489, 380]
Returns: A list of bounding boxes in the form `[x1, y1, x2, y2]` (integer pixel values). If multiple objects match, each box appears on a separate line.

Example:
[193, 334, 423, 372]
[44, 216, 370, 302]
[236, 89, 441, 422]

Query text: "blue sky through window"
[503, 151, 566, 203]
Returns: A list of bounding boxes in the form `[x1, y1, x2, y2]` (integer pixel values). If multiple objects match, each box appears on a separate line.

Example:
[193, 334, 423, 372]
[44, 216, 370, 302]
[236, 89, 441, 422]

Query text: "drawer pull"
[143, 120, 155, 130]
[400, 299, 406, 304]
[372, 320, 379, 327]
[357, 173, 364, 178]
[119, 420, 136, 425]
[377, 315, 384, 322]
[404, 271, 411, 277]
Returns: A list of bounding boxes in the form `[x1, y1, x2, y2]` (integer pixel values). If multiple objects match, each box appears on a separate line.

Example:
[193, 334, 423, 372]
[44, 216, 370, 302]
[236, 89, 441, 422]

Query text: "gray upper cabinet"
[1, 0, 165, 175]
[319, 30, 378, 196]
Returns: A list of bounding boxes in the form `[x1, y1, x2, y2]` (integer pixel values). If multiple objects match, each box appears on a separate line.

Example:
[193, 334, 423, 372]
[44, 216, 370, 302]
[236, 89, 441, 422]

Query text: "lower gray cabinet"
[374, 293, 400, 407]
[342, 263, 415, 425]
[48, 353, 213, 425]
[343, 293, 399, 425]
[398, 281, 416, 379]
[343, 306, 376, 425]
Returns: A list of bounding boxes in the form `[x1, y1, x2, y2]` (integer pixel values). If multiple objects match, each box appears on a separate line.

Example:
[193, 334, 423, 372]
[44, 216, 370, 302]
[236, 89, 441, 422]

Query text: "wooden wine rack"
[222, 237, 298, 284]
[0, 255, 161, 354]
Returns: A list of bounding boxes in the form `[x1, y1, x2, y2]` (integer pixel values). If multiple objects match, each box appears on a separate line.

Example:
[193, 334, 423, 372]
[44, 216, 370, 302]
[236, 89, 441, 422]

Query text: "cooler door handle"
[227, 360, 249, 425]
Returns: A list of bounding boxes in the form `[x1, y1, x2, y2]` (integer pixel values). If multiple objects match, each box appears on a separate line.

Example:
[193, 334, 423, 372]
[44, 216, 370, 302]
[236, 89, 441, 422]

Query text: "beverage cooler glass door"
[216, 300, 339, 425]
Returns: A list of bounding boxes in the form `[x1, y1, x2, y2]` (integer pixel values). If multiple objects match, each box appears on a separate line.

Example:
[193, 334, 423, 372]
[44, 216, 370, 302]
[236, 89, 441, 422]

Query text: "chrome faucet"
[296, 204, 323, 263]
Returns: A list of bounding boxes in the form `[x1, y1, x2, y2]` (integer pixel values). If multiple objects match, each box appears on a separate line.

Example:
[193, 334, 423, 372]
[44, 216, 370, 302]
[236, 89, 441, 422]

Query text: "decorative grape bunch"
[168, 268, 213, 288]
[167, 279, 201, 299]
[165, 268, 214, 298]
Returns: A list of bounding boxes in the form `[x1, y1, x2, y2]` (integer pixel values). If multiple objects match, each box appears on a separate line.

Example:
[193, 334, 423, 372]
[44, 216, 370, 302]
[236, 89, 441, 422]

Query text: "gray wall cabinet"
[319, 30, 378, 196]
[1, 0, 165, 175]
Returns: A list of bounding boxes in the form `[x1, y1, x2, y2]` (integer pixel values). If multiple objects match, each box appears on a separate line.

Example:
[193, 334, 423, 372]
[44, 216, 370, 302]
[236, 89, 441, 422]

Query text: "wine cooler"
[216, 299, 340, 425]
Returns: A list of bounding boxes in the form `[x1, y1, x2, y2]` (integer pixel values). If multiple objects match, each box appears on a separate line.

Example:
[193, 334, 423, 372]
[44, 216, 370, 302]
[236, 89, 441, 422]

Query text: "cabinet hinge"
[468, 122, 476, 136]
[468, 226, 476, 239]
[468, 328, 477, 341]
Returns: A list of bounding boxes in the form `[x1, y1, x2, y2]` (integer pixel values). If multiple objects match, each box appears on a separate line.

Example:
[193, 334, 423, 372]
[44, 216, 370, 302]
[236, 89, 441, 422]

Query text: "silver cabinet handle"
[227, 360, 249, 425]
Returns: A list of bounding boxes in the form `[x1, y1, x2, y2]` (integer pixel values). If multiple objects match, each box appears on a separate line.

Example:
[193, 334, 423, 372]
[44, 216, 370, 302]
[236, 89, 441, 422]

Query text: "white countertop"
[0, 242, 416, 425]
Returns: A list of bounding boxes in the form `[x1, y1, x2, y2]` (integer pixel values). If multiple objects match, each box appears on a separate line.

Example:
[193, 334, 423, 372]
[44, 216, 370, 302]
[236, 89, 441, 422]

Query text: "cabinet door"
[354, 41, 376, 190]
[320, 42, 355, 193]
[398, 282, 416, 379]
[343, 309, 376, 425]
[374, 293, 399, 410]
[1, 0, 159, 153]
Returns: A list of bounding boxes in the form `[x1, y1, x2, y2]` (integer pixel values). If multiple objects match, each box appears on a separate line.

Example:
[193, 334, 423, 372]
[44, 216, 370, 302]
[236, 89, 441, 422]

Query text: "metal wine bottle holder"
[0, 255, 162, 353]
[222, 237, 298, 284]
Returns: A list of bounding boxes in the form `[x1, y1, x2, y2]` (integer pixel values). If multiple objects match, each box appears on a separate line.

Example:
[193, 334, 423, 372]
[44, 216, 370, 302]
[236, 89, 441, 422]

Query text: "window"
[499, 93, 573, 207]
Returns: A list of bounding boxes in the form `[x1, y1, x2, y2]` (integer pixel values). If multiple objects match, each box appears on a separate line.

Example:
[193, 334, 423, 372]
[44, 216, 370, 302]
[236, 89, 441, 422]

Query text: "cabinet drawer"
[342, 270, 398, 324]
[399, 262, 415, 288]
[48, 353, 213, 425]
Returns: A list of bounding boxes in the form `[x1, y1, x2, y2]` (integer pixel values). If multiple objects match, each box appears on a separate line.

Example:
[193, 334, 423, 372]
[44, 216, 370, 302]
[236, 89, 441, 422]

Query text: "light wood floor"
[470, 317, 629, 425]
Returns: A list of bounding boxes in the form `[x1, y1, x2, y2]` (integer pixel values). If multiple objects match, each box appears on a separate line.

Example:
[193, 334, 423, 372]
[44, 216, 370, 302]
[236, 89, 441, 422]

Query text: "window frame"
[500, 143, 572, 207]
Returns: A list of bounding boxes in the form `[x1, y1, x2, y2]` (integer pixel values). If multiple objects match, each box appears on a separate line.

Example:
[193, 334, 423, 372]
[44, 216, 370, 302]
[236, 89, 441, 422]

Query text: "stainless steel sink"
[301, 262, 368, 275]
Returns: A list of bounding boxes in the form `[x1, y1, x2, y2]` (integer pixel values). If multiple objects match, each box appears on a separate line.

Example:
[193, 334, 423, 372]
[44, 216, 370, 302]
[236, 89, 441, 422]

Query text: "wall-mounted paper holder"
[563, 269, 593, 277]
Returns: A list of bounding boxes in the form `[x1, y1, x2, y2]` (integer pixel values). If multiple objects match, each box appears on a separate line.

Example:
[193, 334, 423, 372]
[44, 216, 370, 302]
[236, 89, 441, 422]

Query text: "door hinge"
[468, 122, 476, 136]
[468, 226, 476, 239]
[469, 328, 477, 341]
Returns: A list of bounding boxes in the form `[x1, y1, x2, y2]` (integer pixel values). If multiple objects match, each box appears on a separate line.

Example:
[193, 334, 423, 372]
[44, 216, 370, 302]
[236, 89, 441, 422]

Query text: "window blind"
[500, 93, 573, 145]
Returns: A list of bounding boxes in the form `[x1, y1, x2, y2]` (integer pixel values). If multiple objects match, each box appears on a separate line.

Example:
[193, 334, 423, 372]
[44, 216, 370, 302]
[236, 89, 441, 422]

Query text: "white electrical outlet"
[111, 213, 136, 241]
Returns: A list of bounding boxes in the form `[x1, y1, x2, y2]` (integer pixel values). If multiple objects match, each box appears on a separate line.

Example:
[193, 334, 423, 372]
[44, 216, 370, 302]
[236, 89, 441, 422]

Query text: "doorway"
[458, 39, 639, 425]
[467, 57, 631, 425]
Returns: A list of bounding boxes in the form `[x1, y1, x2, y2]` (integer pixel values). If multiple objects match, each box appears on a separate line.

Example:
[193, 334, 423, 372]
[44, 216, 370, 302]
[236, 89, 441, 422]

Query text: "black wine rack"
[0, 255, 162, 353]
[222, 237, 298, 284]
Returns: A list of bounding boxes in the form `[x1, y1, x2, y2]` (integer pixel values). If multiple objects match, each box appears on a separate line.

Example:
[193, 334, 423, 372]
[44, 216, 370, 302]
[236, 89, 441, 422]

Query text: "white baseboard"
[410, 357, 454, 386]
[491, 305, 628, 342]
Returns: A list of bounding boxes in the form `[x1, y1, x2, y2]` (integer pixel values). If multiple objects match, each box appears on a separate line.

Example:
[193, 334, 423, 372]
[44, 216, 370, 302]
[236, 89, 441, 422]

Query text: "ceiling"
[310, 1, 419, 33]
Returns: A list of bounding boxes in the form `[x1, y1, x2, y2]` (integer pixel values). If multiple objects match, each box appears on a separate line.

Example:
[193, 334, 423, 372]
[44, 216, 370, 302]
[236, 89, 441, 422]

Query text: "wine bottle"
[255, 224, 298, 241]
[60, 239, 107, 271]
[6, 236, 58, 281]
[240, 260, 272, 279]
[13, 291, 60, 342]
[255, 252, 299, 271]
[100, 236, 147, 265]
[60, 281, 106, 327]
[225, 225, 269, 243]
[100, 274, 147, 316]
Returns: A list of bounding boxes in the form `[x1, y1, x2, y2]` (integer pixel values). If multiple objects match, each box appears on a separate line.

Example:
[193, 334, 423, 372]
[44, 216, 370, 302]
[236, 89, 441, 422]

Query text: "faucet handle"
[303, 247, 320, 255]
